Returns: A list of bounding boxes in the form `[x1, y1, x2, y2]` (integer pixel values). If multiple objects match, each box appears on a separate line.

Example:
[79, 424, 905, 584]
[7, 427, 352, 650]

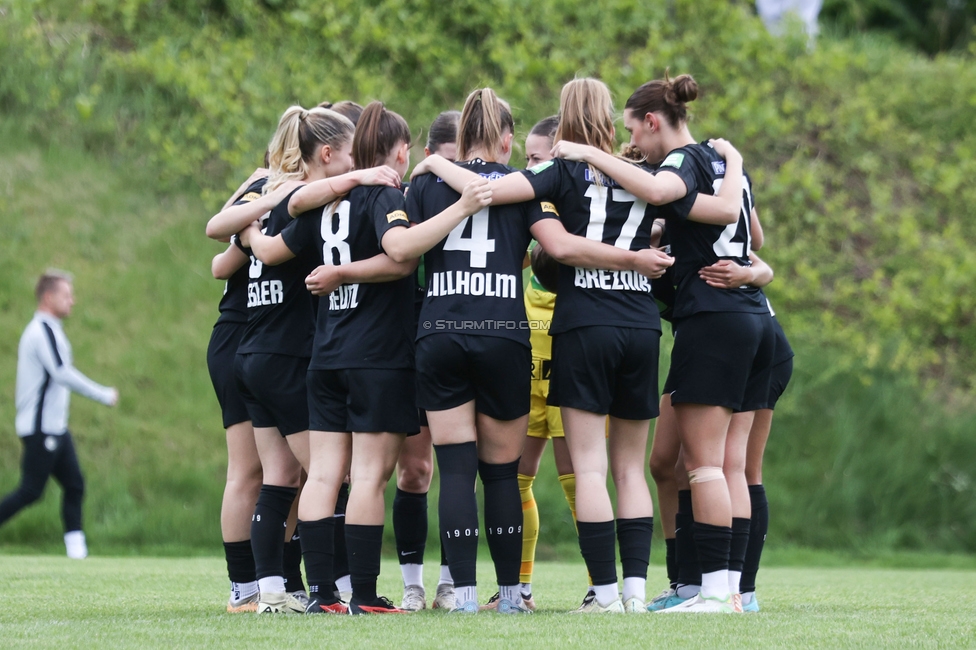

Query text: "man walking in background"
[0, 270, 118, 558]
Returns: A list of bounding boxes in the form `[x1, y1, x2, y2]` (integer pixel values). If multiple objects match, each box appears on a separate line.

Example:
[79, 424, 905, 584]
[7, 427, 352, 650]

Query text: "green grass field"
[0, 556, 974, 649]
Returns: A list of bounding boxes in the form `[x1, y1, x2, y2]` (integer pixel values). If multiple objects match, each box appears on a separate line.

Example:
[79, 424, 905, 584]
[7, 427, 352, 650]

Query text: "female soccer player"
[407, 85, 679, 614]
[411, 79, 742, 614]
[394, 109, 462, 612]
[550, 73, 774, 613]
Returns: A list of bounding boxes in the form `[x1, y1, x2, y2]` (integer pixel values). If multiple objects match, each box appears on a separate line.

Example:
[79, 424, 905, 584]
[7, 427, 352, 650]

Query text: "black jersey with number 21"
[280, 185, 415, 371]
[655, 142, 768, 321]
[523, 158, 684, 335]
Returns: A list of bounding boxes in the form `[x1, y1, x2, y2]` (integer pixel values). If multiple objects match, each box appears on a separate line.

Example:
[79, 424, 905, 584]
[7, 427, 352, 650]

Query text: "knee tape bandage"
[688, 466, 725, 484]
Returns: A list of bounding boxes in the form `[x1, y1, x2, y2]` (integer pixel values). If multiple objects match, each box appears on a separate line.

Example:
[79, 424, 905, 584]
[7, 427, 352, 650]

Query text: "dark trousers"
[0, 431, 85, 532]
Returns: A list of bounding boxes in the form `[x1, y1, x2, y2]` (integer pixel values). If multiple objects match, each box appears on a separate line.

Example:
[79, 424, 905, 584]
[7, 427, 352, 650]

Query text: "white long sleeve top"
[15, 312, 115, 436]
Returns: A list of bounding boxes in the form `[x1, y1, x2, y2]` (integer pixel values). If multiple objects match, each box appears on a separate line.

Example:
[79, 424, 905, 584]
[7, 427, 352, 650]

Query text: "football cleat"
[304, 594, 348, 614]
[289, 590, 310, 609]
[742, 593, 760, 613]
[451, 600, 479, 614]
[571, 590, 598, 613]
[257, 591, 306, 614]
[226, 592, 259, 613]
[521, 593, 536, 611]
[432, 583, 457, 610]
[348, 595, 408, 615]
[481, 592, 501, 611]
[496, 597, 533, 614]
[571, 591, 624, 614]
[646, 588, 688, 612]
[623, 597, 647, 613]
[400, 584, 427, 612]
[732, 593, 743, 613]
[658, 593, 734, 613]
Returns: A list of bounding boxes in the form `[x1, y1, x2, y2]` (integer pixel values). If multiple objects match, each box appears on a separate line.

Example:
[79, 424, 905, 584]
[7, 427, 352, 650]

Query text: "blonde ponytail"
[265, 106, 355, 192]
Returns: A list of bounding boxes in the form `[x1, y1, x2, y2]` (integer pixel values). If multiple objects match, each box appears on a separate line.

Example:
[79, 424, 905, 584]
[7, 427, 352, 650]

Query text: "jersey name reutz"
[426, 271, 518, 298]
[328, 284, 360, 310]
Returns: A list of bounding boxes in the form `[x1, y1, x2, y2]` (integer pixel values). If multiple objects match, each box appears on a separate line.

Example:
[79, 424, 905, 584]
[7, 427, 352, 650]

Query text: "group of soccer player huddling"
[204, 72, 793, 616]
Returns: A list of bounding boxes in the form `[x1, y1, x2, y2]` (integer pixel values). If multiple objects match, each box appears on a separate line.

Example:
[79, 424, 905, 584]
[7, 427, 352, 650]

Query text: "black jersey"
[407, 159, 547, 347]
[652, 224, 677, 323]
[522, 158, 685, 335]
[215, 178, 267, 326]
[280, 185, 415, 371]
[655, 143, 769, 320]
[235, 188, 318, 358]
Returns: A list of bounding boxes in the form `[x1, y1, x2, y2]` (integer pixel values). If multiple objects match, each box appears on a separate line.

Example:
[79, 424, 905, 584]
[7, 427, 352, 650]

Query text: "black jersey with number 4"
[279, 185, 415, 370]
[522, 158, 687, 335]
[215, 178, 267, 326]
[407, 159, 547, 347]
[235, 188, 318, 358]
[654, 142, 768, 321]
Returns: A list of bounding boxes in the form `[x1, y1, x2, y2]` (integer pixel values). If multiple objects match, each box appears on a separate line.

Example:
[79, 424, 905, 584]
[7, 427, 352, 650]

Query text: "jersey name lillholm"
[426, 271, 519, 299]
[573, 268, 652, 293]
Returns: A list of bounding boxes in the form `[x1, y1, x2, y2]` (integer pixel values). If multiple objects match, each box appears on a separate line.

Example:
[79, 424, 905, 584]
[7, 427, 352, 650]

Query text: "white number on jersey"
[584, 185, 648, 249]
[322, 200, 352, 266]
[444, 207, 495, 268]
[710, 178, 752, 258]
[248, 225, 269, 278]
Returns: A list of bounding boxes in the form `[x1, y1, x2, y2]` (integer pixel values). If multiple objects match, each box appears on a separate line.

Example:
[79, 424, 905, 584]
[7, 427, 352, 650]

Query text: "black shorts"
[416, 334, 530, 421]
[548, 326, 661, 420]
[766, 356, 793, 410]
[207, 322, 250, 428]
[235, 353, 309, 436]
[668, 311, 775, 412]
[308, 368, 420, 435]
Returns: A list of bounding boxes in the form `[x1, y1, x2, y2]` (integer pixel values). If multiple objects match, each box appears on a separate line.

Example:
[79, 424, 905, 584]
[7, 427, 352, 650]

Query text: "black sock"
[393, 488, 428, 565]
[741, 484, 768, 593]
[346, 524, 384, 603]
[675, 490, 701, 587]
[283, 533, 305, 593]
[577, 520, 617, 586]
[298, 518, 336, 602]
[692, 522, 732, 574]
[333, 482, 350, 584]
[251, 485, 297, 581]
[223, 540, 256, 584]
[729, 517, 751, 575]
[440, 539, 448, 567]
[617, 517, 653, 580]
[664, 538, 677, 588]
[479, 459, 522, 586]
[434, 442, 479, 587]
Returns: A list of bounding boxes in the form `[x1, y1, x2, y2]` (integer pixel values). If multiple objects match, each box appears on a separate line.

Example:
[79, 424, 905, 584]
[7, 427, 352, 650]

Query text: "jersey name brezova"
[235, 188, 318, 358]
[280, 185, 415, 371]
[407, 159, 547, 347]
[523, 158, 681, 335]
[216, 177, 267, 326]
[655, 143, 769, 320]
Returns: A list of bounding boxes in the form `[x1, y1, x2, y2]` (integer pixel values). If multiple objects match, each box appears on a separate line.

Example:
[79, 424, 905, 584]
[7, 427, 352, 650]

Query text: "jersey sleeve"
[521, 158, 562, 201]
[655, 148, 700, 221]
[280, 210, 319, 257]
[405, 174, 426, 224]
[372, 187, 410, 251]
[526, 198, 559, 227]
[232, 178, 268, 206]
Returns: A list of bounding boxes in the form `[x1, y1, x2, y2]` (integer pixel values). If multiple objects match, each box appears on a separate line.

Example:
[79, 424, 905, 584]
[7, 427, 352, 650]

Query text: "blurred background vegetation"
[1, 0, 976, 558]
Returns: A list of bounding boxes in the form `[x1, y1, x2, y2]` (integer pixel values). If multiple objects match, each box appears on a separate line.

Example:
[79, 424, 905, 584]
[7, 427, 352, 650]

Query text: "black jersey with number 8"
[280, 185, 415, 371]
[654, 143, 768, 320]
[522, 158, 684, 335]
[407, 159, 547, 347]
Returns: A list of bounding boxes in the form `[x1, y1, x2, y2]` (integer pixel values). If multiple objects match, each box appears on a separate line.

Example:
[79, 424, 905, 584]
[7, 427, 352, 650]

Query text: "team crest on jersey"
[528, 160, 554, 174]
[661, 152, 685, 169]
[540, 201, 559, 215]
[711, 160, 726, 175]
[387, 209, 408, 223]
[479, 171, 506, 181]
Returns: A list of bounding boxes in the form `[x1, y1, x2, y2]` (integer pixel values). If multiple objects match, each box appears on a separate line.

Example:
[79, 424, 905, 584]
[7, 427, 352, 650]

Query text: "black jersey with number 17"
[235, 188, 318, 358]
[279, 185, 415, 371]
[406, 159, 548, 347]
[654, 143, 768, 321]
[522, 158, 689, 335]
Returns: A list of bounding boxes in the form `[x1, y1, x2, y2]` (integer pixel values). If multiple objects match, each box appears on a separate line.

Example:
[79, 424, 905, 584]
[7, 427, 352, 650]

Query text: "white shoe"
[432, 583, 456, 610]
[623, 596, 647, 613]
[571, 592, 624, 614]
[400, 584, 427, 611]
[64, 531, 87, 559]
[659, 593, 734, 613]
[289, 590, 310, 609]
[257, 591, 306, 613]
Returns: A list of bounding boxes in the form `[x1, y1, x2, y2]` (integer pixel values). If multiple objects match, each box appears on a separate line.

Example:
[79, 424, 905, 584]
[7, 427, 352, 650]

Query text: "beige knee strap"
[688, 466, 725, 484]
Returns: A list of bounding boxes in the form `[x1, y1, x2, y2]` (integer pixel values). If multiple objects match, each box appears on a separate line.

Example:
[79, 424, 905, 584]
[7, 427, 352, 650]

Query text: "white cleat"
[432, 583, 457, 610]
[571, 592, 625, 614]
[658, 593, 734, 613]
[257, 591, 306, 614]
[400, 584, 427, 611]
[64, 531, 88, 559]
[623, 596, 647, 613]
